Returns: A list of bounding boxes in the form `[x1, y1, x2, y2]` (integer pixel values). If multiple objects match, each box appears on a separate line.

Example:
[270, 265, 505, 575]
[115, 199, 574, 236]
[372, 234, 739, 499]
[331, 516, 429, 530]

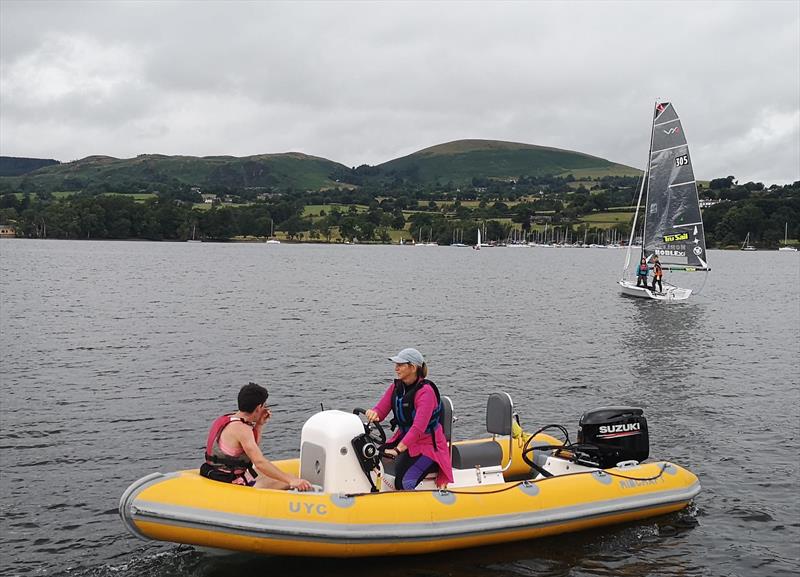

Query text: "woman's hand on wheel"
[364, 409, 379, 422]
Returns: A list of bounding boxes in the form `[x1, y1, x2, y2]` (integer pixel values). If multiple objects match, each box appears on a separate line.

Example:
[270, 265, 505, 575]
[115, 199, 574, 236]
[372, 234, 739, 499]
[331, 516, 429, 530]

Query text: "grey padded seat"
[452, 392, 513, 471]
[451, 441, 503, 469]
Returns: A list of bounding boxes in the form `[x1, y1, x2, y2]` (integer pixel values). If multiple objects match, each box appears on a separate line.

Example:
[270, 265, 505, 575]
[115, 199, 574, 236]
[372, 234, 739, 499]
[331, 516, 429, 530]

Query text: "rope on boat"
[344, 463, 670, 498]
[691, 270, 710, 296]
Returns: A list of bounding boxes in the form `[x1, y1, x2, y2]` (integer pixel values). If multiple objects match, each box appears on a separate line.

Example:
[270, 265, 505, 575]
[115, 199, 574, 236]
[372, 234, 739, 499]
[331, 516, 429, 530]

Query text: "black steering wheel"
[352, 408, 387, 446]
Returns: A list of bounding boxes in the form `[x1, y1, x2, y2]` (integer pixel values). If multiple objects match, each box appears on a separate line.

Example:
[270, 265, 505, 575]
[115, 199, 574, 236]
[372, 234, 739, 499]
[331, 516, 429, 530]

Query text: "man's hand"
[257, 406, 271, 426]
[289, 477, 313, 491]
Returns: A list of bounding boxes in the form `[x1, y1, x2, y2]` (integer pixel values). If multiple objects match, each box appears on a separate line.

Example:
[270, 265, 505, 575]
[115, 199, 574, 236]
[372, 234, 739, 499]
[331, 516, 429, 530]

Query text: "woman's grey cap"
[389, 348, 425, 367]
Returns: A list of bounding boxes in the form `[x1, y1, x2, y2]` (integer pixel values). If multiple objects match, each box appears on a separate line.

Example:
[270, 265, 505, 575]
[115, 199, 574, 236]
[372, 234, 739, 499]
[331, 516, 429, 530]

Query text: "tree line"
[0, 177, 797, 246]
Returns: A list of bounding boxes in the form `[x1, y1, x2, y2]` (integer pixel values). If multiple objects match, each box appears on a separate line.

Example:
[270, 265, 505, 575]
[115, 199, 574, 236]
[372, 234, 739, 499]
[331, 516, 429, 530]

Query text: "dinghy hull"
[120, 444, 700, 557]
[618, 280, 692, 301]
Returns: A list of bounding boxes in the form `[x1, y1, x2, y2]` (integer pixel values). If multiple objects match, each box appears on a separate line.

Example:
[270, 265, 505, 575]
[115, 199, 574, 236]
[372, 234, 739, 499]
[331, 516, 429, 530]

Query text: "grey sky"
[1, 1, 798, 184]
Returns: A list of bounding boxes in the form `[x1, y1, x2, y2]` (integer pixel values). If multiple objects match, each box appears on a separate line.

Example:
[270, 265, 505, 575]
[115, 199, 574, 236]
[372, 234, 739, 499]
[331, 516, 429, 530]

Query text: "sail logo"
[664, 232, 689, 243]
[693, 246, 703, 255]
[656, 248, 686, 257]
[663, 127, 680, 135]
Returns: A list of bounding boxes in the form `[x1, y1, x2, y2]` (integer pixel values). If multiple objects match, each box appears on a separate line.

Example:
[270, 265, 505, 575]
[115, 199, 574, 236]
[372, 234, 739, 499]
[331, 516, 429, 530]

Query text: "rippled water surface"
[1, 239, 798, 576]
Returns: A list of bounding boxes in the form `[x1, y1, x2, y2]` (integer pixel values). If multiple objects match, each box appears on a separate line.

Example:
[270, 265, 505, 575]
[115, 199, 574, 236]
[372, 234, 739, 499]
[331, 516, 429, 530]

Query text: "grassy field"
[580, 211, 634, 225]
[568, 164, 642, 179]
[14, 191, 157, 201]
[104, 192, 157, 201]
[301, 204, 368, 217]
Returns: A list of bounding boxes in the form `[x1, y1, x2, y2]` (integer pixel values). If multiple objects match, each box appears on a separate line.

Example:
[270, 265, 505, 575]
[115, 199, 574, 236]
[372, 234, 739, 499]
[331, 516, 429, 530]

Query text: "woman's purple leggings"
[394, 453, 438, 490]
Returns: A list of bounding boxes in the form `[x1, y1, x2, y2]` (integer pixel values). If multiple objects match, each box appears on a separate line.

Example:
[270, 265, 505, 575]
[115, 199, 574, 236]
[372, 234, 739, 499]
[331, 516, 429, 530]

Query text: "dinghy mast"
[622, 101, 657, 280]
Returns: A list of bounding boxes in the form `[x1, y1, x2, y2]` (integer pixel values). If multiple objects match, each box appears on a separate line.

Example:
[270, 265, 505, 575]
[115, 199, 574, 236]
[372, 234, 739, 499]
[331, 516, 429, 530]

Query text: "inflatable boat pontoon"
[120, 394, 701, 557]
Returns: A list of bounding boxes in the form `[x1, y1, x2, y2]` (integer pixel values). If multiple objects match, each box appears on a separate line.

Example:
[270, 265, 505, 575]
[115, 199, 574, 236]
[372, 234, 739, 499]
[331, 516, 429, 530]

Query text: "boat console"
[299, 410, 380, 494]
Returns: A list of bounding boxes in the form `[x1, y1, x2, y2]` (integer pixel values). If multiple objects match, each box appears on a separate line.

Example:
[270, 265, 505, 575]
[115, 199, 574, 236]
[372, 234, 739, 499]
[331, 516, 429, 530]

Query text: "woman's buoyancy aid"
[638, 261, 649, 276]
[654, 261, 663, 279]
[390, 378, 444, 449]
[204, 414, 257, 478]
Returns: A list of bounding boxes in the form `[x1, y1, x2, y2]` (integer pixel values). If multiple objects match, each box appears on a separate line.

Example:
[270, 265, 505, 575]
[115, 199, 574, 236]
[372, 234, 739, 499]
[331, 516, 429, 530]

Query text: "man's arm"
[235, 425, 311, 490]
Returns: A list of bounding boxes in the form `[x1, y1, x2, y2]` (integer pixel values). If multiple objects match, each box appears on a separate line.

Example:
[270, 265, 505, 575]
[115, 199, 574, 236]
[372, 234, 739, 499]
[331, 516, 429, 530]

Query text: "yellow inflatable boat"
[120, 397, 701, 557]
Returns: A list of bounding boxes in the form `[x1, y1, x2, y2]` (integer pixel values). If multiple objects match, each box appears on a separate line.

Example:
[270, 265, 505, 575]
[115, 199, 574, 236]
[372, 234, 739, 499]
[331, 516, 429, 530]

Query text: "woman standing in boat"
[365, 348, 454, 490]
[636, 255, 649, 287]
[652, 255, 663, 293]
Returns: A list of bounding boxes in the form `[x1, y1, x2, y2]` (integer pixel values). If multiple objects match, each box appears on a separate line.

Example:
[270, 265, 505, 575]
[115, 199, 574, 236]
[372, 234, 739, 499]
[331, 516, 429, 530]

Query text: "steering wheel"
[352, 408, 387, 446]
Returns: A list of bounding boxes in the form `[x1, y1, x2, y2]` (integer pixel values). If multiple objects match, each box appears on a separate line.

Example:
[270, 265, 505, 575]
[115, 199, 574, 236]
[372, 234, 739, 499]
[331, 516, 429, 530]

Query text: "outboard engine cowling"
[577, 406, 649, 468]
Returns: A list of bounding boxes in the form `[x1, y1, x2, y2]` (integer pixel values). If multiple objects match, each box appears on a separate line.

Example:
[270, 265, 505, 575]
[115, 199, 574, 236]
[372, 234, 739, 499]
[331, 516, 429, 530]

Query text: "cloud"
[1, 0, 798, 183]
[2, 34, 151, 121]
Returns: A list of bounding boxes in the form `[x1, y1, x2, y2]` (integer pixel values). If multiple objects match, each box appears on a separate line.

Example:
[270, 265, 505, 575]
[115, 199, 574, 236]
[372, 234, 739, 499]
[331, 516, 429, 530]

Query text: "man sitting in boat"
[365, 348, 454, 490]
[201, 382, 312, 491]
[636, 256, 649, 287]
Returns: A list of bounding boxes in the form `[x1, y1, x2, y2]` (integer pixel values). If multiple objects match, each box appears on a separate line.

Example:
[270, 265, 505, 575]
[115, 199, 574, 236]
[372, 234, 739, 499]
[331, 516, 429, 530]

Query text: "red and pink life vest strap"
[205, 414, 256, 457]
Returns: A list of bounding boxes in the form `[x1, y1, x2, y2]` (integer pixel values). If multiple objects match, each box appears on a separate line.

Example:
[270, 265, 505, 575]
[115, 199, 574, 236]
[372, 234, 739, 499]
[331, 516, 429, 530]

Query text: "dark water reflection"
[0, 240, 798, 576]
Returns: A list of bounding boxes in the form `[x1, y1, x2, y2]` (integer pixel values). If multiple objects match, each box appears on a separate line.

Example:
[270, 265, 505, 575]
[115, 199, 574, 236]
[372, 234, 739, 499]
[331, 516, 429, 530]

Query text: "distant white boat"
[266, 219, 281, 244]
[187, 224, 202, 243]
[451, 228, 468, 247]
[779, 223, 797, 252]
[741, 232, 756, 251]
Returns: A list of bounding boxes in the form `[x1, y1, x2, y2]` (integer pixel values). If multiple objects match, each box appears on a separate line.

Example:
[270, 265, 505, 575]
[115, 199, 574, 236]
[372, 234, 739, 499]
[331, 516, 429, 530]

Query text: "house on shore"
[0, 224, 17, 238]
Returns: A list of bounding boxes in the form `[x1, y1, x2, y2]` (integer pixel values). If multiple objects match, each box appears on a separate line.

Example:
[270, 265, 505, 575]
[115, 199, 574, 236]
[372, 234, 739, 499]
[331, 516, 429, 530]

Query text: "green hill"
[0, 156, 60, 177]
[0, 140, 640, 194]
[0, 153, 348, 192]
[376, 139, 639, 184]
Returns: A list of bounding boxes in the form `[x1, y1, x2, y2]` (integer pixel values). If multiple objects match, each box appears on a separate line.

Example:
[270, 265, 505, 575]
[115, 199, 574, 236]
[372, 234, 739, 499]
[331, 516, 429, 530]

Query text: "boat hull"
[120, 451, 700, 557]
[618, 280, 692, 301]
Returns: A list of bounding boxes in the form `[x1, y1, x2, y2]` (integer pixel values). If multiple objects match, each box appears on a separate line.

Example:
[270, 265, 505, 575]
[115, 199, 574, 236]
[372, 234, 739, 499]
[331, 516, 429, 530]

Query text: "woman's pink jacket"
[372, 381, 454, 486]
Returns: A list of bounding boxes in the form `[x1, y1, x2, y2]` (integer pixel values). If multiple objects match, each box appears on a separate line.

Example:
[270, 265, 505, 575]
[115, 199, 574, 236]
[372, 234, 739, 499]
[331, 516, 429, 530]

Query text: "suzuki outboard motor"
[577, 407, 649, 468]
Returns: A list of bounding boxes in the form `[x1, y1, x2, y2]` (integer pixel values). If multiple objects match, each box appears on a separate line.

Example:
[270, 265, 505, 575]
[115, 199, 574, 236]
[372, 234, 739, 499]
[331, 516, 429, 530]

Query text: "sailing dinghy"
[619, 102, 710, 301]
[778, 224, 796, 251]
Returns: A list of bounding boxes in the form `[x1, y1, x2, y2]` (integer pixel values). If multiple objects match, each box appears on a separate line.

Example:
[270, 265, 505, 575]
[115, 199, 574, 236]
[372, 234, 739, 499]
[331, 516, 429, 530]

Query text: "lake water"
[1, 239, 798, 577]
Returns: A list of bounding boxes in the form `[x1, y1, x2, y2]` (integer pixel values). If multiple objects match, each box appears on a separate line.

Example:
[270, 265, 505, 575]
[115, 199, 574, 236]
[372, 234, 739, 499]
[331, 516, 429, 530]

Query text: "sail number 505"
[675, 155, 689, 167]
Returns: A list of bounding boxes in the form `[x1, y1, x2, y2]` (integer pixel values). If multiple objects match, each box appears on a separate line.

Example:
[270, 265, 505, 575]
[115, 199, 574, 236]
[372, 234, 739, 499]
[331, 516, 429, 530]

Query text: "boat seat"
[452, 392, 514, 476]
[451, 441, 503, 469]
